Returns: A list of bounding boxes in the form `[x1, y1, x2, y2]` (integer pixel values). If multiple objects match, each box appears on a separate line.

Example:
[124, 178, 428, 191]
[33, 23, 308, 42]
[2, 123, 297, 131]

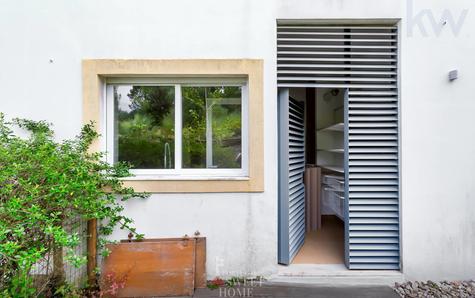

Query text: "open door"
[278, 88, 306, 265]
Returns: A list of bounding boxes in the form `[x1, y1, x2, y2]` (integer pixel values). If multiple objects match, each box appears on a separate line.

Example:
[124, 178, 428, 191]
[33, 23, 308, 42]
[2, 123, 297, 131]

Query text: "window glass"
[114, 85, 175, 169]
[182, 86, 242, 169]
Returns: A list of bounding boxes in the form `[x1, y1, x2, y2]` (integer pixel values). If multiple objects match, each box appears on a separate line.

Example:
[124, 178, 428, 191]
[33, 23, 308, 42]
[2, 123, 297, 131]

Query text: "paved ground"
[191, 284, 399, 297]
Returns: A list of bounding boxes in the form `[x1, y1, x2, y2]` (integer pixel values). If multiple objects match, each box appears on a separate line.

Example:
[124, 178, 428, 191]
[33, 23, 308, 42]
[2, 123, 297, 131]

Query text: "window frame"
[105, 77, 249, 180]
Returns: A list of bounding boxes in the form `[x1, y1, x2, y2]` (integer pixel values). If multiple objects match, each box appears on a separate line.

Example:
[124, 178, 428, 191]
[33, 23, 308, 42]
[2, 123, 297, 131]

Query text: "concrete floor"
[176, 217, 399, 297]
[192, 284, 399, 297]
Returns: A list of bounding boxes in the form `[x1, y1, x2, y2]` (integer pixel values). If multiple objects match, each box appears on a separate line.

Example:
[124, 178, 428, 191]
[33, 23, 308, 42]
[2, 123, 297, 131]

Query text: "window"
[106, 78, 249, 178]
[84, 59, 263, 192]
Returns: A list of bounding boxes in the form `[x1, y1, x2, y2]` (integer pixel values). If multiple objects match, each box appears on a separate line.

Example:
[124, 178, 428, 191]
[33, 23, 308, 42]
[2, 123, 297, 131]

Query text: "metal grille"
[277, 24, 399, 270]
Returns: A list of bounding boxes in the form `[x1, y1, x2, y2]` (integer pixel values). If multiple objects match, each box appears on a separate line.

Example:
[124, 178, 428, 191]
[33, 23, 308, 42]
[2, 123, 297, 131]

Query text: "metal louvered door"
[277, 23, 400, 270]
[278, 88, 306, 265]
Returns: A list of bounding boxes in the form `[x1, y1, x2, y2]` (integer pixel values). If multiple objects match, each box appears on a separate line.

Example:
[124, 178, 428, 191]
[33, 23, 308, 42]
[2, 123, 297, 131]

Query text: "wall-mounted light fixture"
[323, 89, 340, 101]
[448, 70, 458, 82]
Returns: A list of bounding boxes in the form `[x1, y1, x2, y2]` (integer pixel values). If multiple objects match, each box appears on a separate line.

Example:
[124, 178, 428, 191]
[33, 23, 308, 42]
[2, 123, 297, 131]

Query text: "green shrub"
[0, 113, 147, 296]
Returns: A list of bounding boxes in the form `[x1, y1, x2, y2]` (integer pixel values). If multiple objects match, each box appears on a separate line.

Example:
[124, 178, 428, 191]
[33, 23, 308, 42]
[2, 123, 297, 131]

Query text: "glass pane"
[114, 85, 175, 169]
[182, 86, 242, 169]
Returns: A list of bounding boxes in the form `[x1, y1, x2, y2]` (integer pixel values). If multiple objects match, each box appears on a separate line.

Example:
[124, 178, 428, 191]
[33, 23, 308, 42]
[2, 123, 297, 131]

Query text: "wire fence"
[29, 217, 89, 295]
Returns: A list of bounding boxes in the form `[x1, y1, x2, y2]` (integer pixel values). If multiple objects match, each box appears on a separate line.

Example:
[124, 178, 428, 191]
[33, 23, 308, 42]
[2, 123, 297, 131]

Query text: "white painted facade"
[1, 0, 474, 282]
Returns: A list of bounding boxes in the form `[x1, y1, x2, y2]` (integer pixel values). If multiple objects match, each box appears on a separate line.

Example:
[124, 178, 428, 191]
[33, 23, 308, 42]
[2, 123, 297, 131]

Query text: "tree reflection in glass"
[114, 85, 175, 169]
[182, 86, 242, 169]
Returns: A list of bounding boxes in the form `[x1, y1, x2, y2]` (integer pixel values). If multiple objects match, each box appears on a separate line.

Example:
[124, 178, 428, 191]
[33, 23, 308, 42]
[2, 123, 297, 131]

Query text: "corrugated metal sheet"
[277, 24, 399, 270]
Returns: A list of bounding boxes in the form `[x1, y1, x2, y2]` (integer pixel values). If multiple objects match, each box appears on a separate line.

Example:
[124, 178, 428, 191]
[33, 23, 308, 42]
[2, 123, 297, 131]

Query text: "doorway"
[277, 22, 400, 270]
[278, 87, 347, 266]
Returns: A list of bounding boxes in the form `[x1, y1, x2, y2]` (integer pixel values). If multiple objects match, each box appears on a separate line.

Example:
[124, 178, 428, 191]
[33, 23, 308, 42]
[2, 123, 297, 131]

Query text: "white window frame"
[105, 77, 249, 180]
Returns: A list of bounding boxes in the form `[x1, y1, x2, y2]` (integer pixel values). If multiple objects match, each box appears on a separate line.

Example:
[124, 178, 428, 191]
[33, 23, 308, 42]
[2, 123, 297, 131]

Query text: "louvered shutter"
[277, 24, 399, 270]
[278, 89, 306, 265]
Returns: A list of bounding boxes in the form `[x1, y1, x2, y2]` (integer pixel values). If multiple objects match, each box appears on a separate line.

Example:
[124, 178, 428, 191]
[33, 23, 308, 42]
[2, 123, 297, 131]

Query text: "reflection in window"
[114, 85, 175, 169]
[182, 86, 242, 169]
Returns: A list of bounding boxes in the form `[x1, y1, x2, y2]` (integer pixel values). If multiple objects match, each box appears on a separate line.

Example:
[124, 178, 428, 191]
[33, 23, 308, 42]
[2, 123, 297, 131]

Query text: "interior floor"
[292, 215, 344, 264]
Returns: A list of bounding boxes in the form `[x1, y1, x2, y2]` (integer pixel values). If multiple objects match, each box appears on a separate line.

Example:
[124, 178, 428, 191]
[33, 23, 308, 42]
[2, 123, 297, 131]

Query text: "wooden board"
[103, 239, 196, 297]
[316, 167, 322, 229]
[304, 169, 311, 232]
[304, 166, 322, 231]
[310, 167, 318, 230]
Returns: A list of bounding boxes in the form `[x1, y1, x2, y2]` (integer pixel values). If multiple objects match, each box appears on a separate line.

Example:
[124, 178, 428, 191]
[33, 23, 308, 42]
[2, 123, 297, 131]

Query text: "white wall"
[1, 0, 474, 281]
[399, 0, 475, 281]
[0, 0, 279, 279]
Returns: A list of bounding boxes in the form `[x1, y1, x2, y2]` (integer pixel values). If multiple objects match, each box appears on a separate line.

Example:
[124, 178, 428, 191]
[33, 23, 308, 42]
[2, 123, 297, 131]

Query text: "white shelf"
[317, 148, 344, 153]
[318, 165, 344, 173]
[317, 123, 344, 132]
[332, 207, 345, 221]
[323, 186, 344, 193]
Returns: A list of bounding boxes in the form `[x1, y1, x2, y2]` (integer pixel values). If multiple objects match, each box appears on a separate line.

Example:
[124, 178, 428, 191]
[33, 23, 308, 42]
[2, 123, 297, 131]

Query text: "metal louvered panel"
[288, 98, 306, 261]
[278, 89, 306, 265]
[278, 24, 399, 270]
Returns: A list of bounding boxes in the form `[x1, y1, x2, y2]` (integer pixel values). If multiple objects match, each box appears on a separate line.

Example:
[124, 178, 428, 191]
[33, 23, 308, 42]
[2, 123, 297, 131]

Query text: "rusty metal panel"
[194, 237, 207, 288]
[120, 237, 207, 289]
[103, 239, 196, 297]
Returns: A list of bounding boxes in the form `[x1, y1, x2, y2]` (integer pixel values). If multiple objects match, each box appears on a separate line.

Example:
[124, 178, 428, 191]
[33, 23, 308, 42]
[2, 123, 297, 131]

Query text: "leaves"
[0, 113, 148, 294]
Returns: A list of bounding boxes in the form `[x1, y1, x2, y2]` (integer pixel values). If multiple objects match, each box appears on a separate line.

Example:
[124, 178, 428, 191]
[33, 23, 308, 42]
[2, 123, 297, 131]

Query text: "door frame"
[277, 87, 350, 268]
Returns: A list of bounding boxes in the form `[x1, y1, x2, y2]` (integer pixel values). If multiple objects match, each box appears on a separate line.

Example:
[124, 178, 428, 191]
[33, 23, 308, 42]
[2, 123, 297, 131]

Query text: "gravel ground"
[394, 280, 475, 297]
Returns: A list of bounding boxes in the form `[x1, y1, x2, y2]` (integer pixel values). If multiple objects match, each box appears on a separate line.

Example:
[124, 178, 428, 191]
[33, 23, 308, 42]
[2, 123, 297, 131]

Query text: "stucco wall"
[398, 0, 475, 281]
[0, 0, 279, 279]
[1, 0, 474, 281]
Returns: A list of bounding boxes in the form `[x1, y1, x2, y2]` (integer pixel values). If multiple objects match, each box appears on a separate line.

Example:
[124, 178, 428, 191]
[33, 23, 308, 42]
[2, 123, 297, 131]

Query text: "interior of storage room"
[288, 87, 346, 265]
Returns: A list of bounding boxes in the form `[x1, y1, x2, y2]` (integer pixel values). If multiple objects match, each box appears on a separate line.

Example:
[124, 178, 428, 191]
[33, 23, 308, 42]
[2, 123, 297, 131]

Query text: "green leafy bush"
[0, 113, 147, 296]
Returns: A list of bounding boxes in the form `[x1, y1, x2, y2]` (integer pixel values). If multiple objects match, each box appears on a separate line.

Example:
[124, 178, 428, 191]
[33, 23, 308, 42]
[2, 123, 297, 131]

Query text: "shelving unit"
[317, 122, 344, 132]
[319, 165, 344, 173]
[316, 124, 344, 174]
[321, 173, 345, 220]
[316, 93, 345, 222]
[317, 149, 344, 154]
